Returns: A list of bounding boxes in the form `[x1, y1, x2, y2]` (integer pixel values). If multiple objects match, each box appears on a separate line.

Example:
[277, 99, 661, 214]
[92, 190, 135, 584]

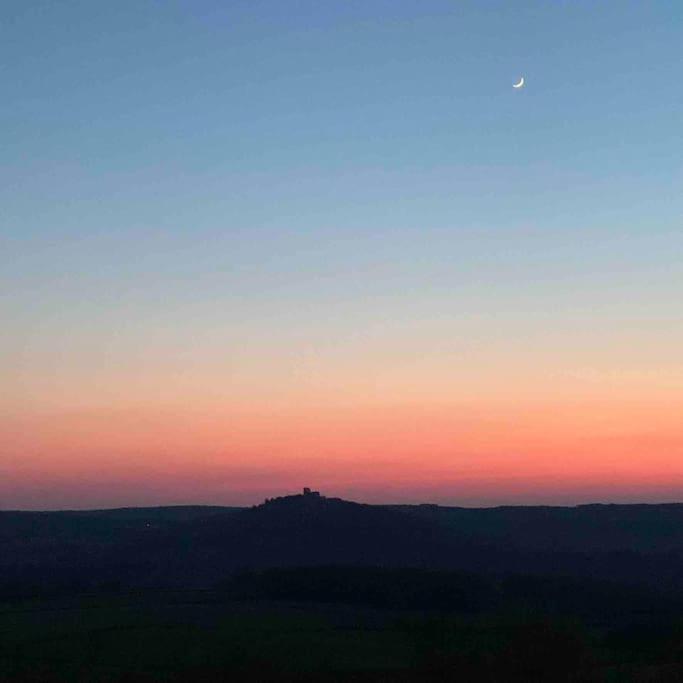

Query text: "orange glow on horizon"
[3, 392, 682, 509]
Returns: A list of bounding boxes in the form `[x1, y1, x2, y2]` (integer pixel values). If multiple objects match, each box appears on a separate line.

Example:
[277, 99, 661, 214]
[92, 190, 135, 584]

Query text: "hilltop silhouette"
[6, 490, 683, 681]
[3, 490, 683, 596]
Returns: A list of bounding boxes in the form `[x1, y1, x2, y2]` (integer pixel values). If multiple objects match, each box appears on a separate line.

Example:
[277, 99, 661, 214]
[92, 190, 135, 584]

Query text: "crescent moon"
[513, 77, 525, 89]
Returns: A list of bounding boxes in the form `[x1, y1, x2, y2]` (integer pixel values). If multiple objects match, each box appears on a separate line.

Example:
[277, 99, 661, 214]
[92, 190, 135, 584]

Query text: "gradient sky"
[2, 1, 683, 509]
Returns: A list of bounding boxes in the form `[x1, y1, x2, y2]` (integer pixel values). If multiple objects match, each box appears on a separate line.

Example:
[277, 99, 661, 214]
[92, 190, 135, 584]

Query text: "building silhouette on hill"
[262, 488, 323, 505]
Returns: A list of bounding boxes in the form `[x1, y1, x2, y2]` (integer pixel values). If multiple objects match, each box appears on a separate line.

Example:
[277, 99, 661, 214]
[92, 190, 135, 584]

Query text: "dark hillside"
[3, 494, 683, 595]
[392, 503, 683, 553]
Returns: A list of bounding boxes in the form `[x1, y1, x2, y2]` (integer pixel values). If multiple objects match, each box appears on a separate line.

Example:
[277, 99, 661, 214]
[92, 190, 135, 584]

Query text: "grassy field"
[0, 592, 414, 681]
[2, 590, 683, 681]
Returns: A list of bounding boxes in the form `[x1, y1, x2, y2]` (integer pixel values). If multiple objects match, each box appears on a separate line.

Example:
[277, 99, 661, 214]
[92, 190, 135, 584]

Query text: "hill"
[3, 492, 683, 596]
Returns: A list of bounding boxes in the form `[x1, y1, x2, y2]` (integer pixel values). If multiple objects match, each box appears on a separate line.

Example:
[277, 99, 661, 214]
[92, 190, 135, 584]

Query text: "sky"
[2, 1, 683, 509]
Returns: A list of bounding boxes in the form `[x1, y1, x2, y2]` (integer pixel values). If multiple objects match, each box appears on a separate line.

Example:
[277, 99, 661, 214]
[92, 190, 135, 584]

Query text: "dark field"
[2, 578, 683, 682]
[0, 593, 414, 681]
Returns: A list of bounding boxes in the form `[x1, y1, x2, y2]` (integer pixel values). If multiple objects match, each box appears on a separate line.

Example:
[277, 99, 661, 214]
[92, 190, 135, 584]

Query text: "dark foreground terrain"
[3, 493, 683, 681]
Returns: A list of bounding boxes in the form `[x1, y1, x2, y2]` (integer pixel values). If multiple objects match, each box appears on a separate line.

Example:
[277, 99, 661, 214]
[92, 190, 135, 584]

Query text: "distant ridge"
[4, 492, 683, 596]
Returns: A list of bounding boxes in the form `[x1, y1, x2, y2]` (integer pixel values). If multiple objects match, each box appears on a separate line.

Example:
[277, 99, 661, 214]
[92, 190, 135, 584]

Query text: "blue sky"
[4, 1, 682, 234]
[4, 1, 682, 338]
